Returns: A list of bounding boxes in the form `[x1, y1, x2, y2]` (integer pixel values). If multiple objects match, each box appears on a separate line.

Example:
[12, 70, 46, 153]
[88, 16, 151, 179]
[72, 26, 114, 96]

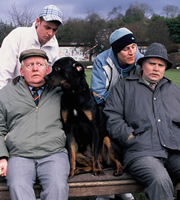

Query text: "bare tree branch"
[8, 3, 35, 27]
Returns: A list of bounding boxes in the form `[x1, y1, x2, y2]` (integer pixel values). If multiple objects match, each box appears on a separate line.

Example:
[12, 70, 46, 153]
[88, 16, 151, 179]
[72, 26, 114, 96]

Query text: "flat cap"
[39, 4, 63, 24]
[19, 49, 49, 63]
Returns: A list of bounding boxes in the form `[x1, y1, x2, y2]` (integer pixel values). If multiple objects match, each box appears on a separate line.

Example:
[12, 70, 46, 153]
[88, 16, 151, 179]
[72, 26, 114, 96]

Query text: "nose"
[32, 64, 39, 71]
[153, 64, 160, 70]
[48, 29, 54, 36]
[128, 48, 133, 54]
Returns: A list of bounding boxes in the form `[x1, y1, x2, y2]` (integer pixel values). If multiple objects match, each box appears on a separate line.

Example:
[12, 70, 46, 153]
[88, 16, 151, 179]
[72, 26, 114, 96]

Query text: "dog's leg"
[92, 142, 104, 176]
[102, 136, 123, 176]
[83, 110, 104, 176]
[91, 125, 104, 176]
[68, 136, 77, 177]
[62, 108, 77, 178]
[74, 152, 93, 174]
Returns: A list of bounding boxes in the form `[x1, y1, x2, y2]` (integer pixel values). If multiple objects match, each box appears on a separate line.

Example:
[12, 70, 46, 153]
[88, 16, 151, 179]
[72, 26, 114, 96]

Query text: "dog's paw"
[69, 170, 75, 178]
[93, 169, 105, 176]
[113, 169, 123, 176]
[74, 168, 89, 175]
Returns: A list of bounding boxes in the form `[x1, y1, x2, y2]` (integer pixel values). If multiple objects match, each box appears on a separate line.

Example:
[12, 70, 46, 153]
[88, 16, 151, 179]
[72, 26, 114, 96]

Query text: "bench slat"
[0, 169, 180, 199]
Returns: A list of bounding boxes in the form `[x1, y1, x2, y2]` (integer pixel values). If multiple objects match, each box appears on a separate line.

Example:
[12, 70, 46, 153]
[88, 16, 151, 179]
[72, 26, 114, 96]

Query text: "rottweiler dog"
[44, 57, 123, 177]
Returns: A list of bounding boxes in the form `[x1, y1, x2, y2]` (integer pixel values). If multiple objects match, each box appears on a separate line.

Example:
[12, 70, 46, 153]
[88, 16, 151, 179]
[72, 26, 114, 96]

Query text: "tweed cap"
[110, 27, 136, 54]
[39, 5, 63, 24]
[137, 43, 173, 70]
[19, 49, 49, 63]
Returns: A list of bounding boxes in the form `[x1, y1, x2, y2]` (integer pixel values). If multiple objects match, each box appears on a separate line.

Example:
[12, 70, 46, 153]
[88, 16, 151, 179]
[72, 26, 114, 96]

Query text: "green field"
[165, 69, 180, 87]
[86, 69, 180, 87]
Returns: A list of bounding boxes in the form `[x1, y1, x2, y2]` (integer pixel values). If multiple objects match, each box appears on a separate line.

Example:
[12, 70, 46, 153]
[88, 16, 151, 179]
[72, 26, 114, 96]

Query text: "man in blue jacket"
[91, 27, 143, 200]
[91, 27, 143, 105]
[104, 43, 180, 200]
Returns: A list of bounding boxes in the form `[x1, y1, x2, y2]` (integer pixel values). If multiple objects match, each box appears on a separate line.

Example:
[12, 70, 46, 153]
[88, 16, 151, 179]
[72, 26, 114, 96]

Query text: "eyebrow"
[44, 25, 58, 31]
[148, 60, 166, 66]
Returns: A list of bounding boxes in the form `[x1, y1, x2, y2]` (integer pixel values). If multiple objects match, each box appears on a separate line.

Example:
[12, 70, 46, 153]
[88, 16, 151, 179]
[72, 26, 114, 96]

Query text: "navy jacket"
[104, 74, 180, 168]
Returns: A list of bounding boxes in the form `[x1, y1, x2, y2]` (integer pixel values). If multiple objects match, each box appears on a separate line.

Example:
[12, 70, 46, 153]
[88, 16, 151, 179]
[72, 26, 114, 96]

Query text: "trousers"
[6, 151, 70, 200]
[127, 152, 180, 200]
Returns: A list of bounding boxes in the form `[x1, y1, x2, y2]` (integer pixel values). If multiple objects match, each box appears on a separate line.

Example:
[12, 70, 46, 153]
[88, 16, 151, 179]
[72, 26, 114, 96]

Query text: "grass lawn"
[86, 69, 180, 87]
[85, 69, 92, 86]
[165, 69, 180, 87]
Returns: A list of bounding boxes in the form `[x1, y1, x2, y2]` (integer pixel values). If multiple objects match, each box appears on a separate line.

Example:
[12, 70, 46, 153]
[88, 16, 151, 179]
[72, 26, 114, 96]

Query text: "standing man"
[0, 49, 69, 200]
[91, 27, 143, 200]
[0, 4, 63, 89]
[104, 43, 180, 200]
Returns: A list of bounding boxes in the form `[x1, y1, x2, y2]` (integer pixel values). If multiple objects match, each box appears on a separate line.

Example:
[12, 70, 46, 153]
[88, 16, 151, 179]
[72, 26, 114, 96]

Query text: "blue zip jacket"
[91, 47, 143, 104]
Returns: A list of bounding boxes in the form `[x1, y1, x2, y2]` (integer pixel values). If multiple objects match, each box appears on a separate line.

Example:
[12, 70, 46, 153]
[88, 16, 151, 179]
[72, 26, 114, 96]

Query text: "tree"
[123, 2, 154, 23]
[0, 21, 14, 45]
[162, 5, 180, 18]
[166, 15, 180, 43]
[57, 13, 107, 61]
[107, 6, 123, 20]
[106, 7, 124, 31]
[83, 13, 107, 60]
[57, 18, 86, 43]
[146, 15, 175, 51]
[8, 3, 35, 27]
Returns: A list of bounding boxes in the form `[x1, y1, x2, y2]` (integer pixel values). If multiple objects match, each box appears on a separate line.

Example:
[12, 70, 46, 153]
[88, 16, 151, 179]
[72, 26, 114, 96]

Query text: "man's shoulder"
[13, 25, 32, 32]
[0, 82, 14, 103]
[7, 25, 33, 38]
[95, 49, 111, 60]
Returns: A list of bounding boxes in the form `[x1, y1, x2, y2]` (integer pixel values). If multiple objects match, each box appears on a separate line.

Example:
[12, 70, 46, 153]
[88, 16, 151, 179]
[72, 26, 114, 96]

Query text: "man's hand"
[0, 159, 8, 177]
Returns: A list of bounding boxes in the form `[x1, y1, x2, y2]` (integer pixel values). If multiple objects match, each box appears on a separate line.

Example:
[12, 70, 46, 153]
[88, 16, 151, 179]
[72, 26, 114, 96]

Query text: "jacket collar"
[126, 74, 172, 88]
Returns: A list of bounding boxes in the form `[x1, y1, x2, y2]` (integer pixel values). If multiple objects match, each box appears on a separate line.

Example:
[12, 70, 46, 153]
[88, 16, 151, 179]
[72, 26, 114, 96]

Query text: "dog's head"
[44, 57, 86, 91]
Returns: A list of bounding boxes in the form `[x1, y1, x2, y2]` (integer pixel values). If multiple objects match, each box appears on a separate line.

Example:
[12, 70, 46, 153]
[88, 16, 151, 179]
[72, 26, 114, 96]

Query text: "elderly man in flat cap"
[104, 43, 180, 200]
[0, 4, 63, 89]
[0, 49, 69, 200]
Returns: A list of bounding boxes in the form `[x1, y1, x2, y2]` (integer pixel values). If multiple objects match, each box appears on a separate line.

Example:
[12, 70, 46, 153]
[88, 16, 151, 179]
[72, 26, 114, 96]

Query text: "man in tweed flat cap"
[0, 49, 69, 200]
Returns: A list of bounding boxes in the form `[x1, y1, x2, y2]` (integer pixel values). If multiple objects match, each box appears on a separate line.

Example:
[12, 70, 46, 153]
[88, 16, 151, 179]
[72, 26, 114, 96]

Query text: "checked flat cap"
[19, 49, 49, 63]
[39, 4, 63, 24]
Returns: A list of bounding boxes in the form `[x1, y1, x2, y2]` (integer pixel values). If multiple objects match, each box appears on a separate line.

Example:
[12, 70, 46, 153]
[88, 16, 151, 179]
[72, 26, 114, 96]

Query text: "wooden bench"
[0, 168, 180, 199]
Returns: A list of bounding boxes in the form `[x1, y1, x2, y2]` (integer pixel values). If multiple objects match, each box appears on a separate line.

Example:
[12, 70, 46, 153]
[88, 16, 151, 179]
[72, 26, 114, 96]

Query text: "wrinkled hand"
[0, 159, 8, 177]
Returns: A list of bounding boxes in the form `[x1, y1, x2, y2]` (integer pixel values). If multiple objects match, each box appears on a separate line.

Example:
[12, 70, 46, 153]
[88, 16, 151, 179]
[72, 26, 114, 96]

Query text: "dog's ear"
[72, 62, 84, 73]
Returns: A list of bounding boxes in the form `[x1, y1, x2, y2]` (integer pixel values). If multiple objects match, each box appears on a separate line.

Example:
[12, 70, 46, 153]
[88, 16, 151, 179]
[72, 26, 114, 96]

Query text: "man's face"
[36, 18, 60, 46]
[117, 43, 137, 67]
[142, 58, 166, 83]
[20, 57, 50, 87]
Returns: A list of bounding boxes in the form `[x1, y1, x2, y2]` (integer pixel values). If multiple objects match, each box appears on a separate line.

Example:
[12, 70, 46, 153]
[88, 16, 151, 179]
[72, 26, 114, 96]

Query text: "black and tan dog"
[44, 57, 123, 177]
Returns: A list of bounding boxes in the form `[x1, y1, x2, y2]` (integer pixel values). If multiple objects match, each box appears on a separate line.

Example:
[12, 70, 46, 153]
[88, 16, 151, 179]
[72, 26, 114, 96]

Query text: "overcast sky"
[1, 0, 180, 23]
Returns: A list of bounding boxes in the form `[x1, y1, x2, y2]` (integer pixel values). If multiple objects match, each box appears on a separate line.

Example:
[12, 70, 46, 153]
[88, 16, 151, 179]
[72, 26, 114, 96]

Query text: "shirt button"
[158, 119, 161, 122]
[154, 97, 157, 100]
